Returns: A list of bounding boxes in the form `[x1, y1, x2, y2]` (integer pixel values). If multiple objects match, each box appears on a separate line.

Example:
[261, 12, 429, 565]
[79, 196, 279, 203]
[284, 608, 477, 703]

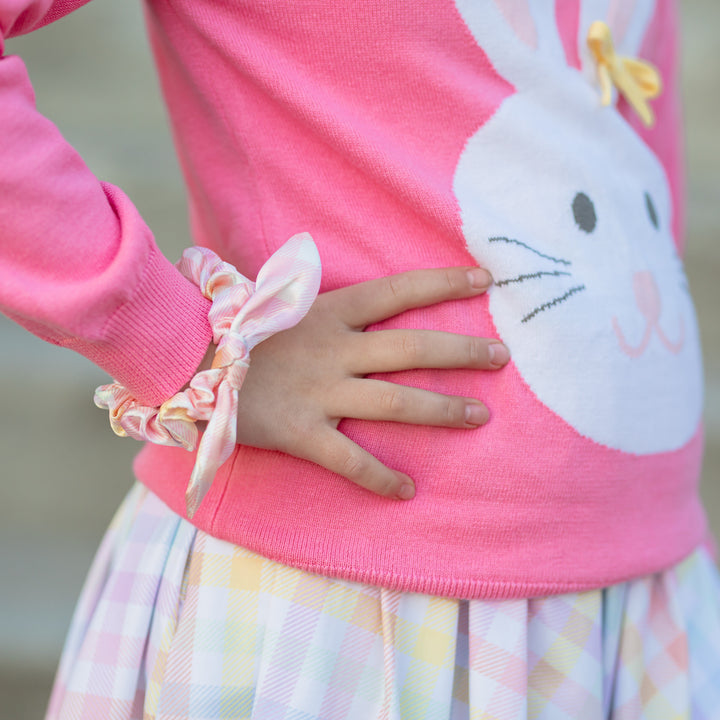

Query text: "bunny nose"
[633, 271, 661, 323]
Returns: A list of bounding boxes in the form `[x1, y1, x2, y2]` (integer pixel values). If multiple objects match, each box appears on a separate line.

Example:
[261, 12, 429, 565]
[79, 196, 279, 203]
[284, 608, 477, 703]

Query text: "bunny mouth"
[612, 314, 685, 358]
[611, 270, 685, 357]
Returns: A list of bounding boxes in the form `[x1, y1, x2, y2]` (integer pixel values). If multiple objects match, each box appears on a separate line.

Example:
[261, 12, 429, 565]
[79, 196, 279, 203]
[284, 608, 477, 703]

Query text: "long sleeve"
[0, 0, 213, 406]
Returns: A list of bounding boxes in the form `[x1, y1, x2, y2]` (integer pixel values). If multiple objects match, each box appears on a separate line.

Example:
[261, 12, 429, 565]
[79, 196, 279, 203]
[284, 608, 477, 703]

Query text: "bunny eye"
[645, 192, 659, 230]
[572, 192, 597, 234]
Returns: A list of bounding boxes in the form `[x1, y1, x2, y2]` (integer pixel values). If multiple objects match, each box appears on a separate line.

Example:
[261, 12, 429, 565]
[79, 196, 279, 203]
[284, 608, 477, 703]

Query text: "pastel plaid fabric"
[46, 485, 720, 720]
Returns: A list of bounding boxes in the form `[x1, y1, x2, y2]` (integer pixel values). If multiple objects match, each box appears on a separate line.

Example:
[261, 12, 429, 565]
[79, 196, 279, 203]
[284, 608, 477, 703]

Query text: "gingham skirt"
[46, 484, 720, 720]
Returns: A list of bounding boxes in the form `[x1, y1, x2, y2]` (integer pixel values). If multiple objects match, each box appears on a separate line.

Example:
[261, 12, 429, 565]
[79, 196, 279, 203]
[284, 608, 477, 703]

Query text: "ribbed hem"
[134, 428, 708, 601]
[85, 246, 213, 406]
[279, 543, 707, 600]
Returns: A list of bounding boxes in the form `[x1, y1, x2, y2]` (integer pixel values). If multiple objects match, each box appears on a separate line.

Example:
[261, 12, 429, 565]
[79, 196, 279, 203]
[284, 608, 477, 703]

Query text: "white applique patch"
[453, 0, 703, 454]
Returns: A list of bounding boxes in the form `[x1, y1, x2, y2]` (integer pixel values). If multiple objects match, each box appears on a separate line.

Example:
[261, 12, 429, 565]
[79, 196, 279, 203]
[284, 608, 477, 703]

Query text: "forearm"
[0, 2, 213, 405]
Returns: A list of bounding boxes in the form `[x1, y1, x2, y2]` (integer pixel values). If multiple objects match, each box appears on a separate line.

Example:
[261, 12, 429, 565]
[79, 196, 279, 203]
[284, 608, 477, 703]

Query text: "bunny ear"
[494, 0, 538, 50]
[525, 0, 567, 63]
[609, 0, 656, 58]
[454, 0, 565, 91]
[578, 0, 657, 82]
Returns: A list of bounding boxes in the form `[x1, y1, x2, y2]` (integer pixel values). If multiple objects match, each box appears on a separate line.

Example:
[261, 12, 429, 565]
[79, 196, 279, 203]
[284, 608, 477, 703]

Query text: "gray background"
[1, 2, 718, 717]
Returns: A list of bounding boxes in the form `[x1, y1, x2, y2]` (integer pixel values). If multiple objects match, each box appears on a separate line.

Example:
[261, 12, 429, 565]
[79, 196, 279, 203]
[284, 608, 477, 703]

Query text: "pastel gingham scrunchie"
[95, 232, 322, 517]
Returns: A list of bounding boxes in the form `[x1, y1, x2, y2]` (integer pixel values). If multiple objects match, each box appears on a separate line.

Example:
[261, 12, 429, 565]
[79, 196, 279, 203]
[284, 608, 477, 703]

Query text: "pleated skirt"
[46, 483, 720, 719]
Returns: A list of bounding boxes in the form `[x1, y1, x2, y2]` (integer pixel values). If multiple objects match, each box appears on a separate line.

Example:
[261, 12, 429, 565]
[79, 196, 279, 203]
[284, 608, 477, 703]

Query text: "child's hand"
[226, 266, 509, 500]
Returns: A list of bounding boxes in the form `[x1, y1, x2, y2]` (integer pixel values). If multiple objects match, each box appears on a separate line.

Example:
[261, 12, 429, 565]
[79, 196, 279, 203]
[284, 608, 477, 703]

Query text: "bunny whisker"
[488, 236, 571, 266]
[495, 270, 572, 287]
[521, 285, 586, 323]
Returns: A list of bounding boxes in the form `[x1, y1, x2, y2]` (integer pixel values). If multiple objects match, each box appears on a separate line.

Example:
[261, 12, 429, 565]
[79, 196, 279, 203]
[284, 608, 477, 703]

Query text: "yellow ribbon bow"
[587, 20, 662, 128]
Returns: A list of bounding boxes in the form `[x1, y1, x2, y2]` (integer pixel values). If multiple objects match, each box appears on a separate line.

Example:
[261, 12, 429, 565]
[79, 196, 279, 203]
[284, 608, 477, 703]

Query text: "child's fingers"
[333, 266, 492, 328]
[296, 425, 415, 500]
[345, 329, 509, 374]
[328, 378, 489, 428]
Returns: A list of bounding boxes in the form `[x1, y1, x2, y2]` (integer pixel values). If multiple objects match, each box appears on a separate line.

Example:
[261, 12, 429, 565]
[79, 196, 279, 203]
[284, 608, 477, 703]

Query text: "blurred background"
[1, 2, 718, 716]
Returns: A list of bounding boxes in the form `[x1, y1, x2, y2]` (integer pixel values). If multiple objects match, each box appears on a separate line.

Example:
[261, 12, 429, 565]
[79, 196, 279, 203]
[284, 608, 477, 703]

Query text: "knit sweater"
[1, 0, 707, 599]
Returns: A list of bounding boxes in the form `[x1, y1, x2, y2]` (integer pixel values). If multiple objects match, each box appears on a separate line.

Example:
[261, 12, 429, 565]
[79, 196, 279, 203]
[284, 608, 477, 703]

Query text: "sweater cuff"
[78, 246, 213, 407]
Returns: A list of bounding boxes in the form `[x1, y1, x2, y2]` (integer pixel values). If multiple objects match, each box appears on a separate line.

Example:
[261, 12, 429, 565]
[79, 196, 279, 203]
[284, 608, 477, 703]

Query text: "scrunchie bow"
[95, 233, 322, 518]
[587, 20, 662, 128]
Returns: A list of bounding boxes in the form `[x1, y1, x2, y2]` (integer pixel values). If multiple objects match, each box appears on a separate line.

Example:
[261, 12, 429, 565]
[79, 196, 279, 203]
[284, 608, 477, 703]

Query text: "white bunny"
[453, 0, 702, 454]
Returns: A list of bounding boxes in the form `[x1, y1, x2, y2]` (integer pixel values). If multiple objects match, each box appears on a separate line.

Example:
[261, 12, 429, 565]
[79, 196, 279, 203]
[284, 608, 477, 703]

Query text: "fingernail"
[488, 342, 510, 367]
[465, 402, 488, 426]
[397, 481, 416, 500]
[467, 268, 492, 290]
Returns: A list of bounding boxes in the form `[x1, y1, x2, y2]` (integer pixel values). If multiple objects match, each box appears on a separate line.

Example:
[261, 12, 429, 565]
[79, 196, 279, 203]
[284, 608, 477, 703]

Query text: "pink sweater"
[1, 0, 707, 599]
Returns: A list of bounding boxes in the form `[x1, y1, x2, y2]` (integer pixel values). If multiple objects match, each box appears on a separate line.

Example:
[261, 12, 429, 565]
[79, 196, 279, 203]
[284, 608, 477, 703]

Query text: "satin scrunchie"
[95, 232, 322, 517]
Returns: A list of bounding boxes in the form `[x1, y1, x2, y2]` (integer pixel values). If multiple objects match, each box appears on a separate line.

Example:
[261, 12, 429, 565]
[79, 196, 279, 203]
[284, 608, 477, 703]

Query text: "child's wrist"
[94, 233, 322, 518]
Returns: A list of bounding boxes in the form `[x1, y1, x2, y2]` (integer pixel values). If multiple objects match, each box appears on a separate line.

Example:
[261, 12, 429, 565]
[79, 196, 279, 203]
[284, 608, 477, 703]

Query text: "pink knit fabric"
[1, 0, 707, 598]
[0, 3, 212, 406]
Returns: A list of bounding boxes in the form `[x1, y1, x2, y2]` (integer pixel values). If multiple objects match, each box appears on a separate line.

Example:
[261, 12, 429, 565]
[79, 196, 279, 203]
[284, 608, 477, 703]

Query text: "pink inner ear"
[556, 0, 580, 70]
[492, 0, 537, 49]
[608, 0, 634, 47]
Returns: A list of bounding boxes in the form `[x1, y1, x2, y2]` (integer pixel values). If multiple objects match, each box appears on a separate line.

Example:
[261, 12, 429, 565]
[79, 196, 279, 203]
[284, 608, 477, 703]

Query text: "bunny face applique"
[452, 0, 702, 455]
